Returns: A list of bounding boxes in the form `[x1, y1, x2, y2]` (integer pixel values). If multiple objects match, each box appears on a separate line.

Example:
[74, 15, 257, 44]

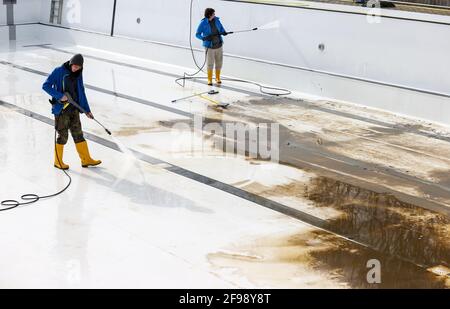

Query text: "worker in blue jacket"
[196, 8, 228, 86]
[42, 54, 101, 170]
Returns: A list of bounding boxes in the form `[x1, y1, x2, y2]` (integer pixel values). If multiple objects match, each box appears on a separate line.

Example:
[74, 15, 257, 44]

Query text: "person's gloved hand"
[202, 35, 213, 41]
[60, 95, 69, 109]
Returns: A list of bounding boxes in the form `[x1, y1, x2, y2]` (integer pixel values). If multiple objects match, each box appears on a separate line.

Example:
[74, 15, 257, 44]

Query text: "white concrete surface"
[0, 39, 328, 289]
[1, 1, 449, 289]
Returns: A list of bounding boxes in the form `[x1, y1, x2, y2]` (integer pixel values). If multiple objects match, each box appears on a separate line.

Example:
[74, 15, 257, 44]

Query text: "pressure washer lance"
[63, 92, 112, 136]
[171, 89, 219, 103]
[1, 94, 111, 212]
[225, 28, 258, 34]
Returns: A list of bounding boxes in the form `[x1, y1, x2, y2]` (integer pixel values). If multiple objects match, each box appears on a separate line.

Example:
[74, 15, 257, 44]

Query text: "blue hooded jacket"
[42, 62, 91, 116]
[196, 17, 227, 48]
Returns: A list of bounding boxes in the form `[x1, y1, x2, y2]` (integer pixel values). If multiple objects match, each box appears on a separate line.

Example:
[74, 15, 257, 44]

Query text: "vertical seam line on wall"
[110, 0, 118, 36]
[6, 3, 15, 40]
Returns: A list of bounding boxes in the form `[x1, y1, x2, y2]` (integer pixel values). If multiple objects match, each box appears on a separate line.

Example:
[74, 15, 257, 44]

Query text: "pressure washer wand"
[226, 28, 258, 35]
[63, 92, 112, 136]
[92, 118, 112, 136]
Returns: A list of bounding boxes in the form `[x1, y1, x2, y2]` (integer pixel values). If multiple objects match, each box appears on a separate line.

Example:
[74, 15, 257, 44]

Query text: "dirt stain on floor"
[115, 125, 165, 137]
[304, 177, 450, 269]
[209, 176, 450, 288]
[209, 229, 449, 288]
[126, 97, 450, 286]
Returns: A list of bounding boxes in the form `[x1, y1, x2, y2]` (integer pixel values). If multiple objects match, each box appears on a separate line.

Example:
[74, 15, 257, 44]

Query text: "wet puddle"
[209, 229, 449, 288]
[209, 176, 450, 288]
[305, 177, 450, 268]
[115, 97, 450, 287]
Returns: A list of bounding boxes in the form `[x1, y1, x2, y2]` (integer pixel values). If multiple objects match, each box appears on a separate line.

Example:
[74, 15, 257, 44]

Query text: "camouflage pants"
[55, 108, 85, 145]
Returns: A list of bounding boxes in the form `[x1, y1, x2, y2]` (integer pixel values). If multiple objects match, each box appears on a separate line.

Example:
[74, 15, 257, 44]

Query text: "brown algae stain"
[244, 176, 450, 269]
[305, 177, 450, 269]
[208, 230, 449, 288]
[209, 176, 450, 288]
[115, 125, 163, 137]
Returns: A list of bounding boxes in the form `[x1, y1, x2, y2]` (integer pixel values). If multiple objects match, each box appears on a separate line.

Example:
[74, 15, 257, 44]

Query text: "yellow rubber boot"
[54, 144, 69, 170]
[207, 70, 213, 86]
[215, 69, 222, 84]
[75, 141, 102, 168]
